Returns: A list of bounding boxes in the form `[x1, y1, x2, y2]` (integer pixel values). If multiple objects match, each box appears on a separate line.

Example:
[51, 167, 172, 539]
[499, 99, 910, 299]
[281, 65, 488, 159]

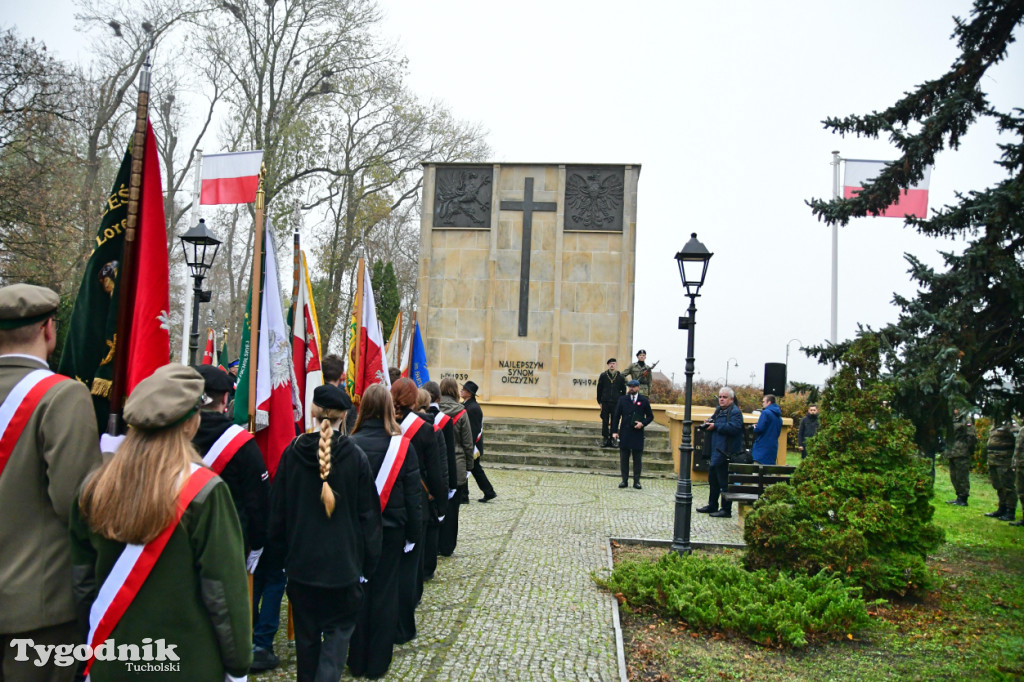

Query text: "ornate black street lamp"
[179, 218, 221, 366]
[671, 232, 713, 555]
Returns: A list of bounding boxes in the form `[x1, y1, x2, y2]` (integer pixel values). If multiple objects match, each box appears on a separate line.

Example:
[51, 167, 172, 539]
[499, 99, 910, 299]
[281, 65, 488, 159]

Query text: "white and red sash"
[202, 424, 254, 474]
[84, 464, 216, 676]
[399, 411, 427, 442]
[374, 434, 411, 512]
[433, 412, 451, 432]
[0, 369, 69, 480]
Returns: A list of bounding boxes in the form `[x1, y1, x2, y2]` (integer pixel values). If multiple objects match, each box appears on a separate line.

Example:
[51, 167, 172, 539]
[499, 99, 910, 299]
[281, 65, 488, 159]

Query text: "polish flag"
[354, 261, 390, 398]
[843, 159, 930, 218]
[200, 151, 264, 205]
[201, 328, 216, 365]
[292, 250, 323, 433]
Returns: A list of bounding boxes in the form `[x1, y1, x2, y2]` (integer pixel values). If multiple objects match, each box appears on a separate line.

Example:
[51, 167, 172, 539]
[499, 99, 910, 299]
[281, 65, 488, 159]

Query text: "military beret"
[607, 358, 616, 364]
[636, 349, 646, 356]
[0, 284, 59, 330]
[195, 364, 234, 394]
[124, 364, 205, 429]
[627, 379, 640, 387]
[462, 380, 479, 396]
[313, 383, 352, 411]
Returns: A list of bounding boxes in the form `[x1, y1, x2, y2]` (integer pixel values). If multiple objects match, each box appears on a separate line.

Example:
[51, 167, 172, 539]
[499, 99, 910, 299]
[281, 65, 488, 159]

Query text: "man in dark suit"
[597, 358, 626, 447]
[611, 379, 654, 489]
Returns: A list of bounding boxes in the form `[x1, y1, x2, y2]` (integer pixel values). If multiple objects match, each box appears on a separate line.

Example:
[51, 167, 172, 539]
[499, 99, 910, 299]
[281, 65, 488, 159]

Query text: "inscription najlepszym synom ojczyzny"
[498, 360, 543, 385]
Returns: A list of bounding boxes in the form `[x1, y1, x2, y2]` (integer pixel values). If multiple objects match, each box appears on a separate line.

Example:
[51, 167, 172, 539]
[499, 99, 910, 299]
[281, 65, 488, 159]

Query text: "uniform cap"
[0, 284, 59, 329]
[195, 364, 234, 394]
[313, 383, 352, 411]
[124, 364, 205, 429]
[636, 349, 646, 356]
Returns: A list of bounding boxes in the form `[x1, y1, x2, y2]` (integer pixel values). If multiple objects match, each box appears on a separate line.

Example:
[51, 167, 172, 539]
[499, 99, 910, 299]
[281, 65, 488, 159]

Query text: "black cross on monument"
[500, 177, 557, 336]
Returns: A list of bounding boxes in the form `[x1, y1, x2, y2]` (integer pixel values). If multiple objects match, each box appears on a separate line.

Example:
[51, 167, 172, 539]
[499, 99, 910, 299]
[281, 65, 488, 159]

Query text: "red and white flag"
[292, 250, 323, 432]
[201, 328, 216, 366]
[252, 222, 301, 477]
[200, 151, 264, 205]
[843, 159, 930, 218]
[354, 262, 391, 397]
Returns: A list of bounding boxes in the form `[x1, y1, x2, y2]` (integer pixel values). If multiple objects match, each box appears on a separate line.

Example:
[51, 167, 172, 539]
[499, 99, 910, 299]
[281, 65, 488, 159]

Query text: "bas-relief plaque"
[432, 166, 493, 228]
[564, 166, 624, 232]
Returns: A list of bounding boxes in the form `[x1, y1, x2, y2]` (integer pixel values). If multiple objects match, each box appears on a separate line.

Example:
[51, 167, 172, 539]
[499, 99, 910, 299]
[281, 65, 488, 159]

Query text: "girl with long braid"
[266, 384, 381, 682]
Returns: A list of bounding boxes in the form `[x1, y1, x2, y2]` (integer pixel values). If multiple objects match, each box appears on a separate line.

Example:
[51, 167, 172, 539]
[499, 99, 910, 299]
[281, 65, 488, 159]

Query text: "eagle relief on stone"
[435, 170, 492, 226]
[565, 171, 623, 229]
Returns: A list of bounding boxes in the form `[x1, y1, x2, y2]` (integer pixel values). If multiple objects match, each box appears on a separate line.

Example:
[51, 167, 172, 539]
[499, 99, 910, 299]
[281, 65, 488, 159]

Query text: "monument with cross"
[417, 162, 640, 408]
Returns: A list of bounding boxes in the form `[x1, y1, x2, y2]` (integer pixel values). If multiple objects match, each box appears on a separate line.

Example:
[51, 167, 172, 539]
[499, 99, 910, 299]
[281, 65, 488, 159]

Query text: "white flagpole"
[830, 150, 840, 349]
[181, 149, 203, 364]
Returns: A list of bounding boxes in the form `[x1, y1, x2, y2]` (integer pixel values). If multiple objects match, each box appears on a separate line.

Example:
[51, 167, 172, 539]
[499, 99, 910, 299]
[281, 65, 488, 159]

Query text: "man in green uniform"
[984, 420, 1017, 521]
[1012, 428, 1024, 527]
[944, 412, 977, 506]
[625, 349, 656, 397]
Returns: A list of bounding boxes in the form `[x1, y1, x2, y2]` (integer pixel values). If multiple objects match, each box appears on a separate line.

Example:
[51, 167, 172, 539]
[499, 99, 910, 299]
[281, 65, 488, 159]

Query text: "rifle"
[638, 360, 660, 381]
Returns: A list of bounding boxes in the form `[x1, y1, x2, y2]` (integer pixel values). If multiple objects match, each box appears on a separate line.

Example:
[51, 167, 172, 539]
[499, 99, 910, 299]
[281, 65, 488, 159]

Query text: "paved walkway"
[259, 468, 743, 681]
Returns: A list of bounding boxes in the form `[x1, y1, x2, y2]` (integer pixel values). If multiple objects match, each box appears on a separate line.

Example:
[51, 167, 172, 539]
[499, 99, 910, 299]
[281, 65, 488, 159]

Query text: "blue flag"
[410, 321, 430, 387]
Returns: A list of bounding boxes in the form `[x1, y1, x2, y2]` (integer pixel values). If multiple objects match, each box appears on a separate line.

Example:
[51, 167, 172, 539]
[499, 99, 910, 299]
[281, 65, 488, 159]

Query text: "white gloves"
[403, 542, 415, 554]
[447, 489, 457, 500]
[246, 548, 263, 574]
[99, 434, 126, 454]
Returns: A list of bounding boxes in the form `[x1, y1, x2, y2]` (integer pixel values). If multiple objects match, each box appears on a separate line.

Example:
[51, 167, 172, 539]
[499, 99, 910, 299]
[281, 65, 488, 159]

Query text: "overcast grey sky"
[8, 0, 1023, 389]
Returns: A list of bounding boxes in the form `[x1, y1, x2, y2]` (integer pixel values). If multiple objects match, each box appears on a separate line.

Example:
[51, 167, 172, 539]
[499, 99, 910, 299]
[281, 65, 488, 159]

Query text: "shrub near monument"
[743, 336, 944, 598]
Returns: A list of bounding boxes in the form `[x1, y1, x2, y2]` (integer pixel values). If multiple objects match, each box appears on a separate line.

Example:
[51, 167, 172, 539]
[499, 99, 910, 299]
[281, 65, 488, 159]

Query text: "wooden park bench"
[723, 462, 797, 525]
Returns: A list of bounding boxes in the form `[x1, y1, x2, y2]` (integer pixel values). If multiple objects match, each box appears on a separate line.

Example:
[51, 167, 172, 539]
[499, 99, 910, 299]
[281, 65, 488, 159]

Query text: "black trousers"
[438, 485, 465, 556]
[471, 460, 495, 497]
[619, 445, 643, 483]
[349, 527, 403, 679]
[600, 402, 617, 440]
[396, 519, 427, 644]
[707, 460, 731, 512]
[423, 513, 441, 579]
[287, 580, 361, 682]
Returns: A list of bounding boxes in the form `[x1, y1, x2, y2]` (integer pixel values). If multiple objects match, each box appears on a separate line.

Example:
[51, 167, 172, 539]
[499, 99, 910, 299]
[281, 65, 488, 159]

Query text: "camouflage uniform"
[625, 361, 653, 397]
[944, 419, 976, 505]
[985, 422, 1017, 520]
[1012, 429, 1024, 526]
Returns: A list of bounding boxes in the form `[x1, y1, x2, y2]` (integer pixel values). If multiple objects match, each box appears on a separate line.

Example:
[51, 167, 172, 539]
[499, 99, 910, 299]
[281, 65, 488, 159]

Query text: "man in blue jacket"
[697, 387, 744, 518]
[752, 394, 783, 465]
[612, 380, 654, 489]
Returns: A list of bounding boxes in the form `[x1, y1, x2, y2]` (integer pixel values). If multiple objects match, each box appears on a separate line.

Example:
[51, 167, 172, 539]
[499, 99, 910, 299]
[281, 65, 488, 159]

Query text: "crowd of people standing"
[0, 282, 500, 682]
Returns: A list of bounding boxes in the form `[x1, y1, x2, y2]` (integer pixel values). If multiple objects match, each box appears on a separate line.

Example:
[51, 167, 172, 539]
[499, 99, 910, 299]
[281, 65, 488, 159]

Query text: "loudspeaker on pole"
[764, 362, 786, 396]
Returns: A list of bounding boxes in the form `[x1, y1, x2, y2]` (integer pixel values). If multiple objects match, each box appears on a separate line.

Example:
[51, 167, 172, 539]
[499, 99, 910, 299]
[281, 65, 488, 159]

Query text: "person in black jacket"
[390, 378, 448, 645]
[798, 405, 820, 457]
[611, 380, 655, 489]
[420, 383, 449, 580]
[597, 358, 627, 447]
[267, 384, 382, 682]
[347, 384, 422, 679]
[462, 380, 497, 503]
[192, 365, 278, 671]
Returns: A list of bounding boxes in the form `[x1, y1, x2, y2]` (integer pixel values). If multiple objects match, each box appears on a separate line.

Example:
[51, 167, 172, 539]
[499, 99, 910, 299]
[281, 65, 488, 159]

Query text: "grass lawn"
[613, 460, 1024, 681]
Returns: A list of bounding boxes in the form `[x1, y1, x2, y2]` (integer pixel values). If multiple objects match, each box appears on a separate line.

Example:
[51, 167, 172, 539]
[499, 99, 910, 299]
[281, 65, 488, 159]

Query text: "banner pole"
[247, 167, 267, 433]
[830, 150, 841, 350]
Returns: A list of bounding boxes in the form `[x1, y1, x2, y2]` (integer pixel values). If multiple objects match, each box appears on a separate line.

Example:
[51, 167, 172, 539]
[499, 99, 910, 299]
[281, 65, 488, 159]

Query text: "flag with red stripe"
[200, 151, 264, 205]
[843, 159, 930, 218]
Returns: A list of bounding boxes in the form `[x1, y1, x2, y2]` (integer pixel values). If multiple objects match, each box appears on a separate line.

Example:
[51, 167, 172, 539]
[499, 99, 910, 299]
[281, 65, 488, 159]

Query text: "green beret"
[0, 284, 59, 330]
[124, 364, 205, 429]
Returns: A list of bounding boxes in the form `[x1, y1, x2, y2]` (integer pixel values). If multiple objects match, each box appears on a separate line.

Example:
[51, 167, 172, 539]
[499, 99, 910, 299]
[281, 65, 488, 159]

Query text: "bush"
[743, 337, 944, 598]
[596, 552, 871, 648]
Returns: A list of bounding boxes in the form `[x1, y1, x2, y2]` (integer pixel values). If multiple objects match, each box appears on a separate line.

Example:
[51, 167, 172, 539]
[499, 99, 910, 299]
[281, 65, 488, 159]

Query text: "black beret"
[313, 383, 352, 411]
[195, 364, 234, 394]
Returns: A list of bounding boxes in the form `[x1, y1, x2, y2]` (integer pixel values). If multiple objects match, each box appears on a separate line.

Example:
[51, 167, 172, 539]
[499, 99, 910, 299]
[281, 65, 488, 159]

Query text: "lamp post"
[672, 232, 713, 556]
[725, 357, 738, 385]
[785, 338, 803, 369]
[179, 218, 221, 366]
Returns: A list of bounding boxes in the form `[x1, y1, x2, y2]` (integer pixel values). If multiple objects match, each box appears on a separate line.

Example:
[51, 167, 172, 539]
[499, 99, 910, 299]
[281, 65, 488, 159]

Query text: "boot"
[946, 496, 968, 507]
[996, 508, 1016, 522]
[984, 505, 1006, 518]
[1009, 518, 1024, 526]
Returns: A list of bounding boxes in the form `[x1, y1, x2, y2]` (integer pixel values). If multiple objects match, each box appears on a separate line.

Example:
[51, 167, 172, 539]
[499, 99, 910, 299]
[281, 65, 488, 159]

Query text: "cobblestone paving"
[257, 468, 743, 681]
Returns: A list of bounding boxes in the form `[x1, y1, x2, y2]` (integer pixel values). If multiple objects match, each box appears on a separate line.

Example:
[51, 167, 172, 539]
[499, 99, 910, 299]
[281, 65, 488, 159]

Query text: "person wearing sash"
[461, 380, 497, 503]
[390, 379, 447, 645]
[0, 284, 102, 682]
[190, 364, 275, 670]
[437, 377, 473, 555]
[266, 384, 381, 682]
[347, 384, 421, 679]
[69, 364, 252, 681]
[419, 383, 449, 580]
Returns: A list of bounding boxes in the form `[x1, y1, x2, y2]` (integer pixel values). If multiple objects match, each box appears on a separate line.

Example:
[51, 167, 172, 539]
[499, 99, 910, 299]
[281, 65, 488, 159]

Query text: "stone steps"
[482, 417, 675, 478]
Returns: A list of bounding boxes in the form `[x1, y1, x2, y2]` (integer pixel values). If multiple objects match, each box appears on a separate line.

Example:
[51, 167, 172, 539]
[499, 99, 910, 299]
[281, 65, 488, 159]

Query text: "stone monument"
[417, 163, 639, 406]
